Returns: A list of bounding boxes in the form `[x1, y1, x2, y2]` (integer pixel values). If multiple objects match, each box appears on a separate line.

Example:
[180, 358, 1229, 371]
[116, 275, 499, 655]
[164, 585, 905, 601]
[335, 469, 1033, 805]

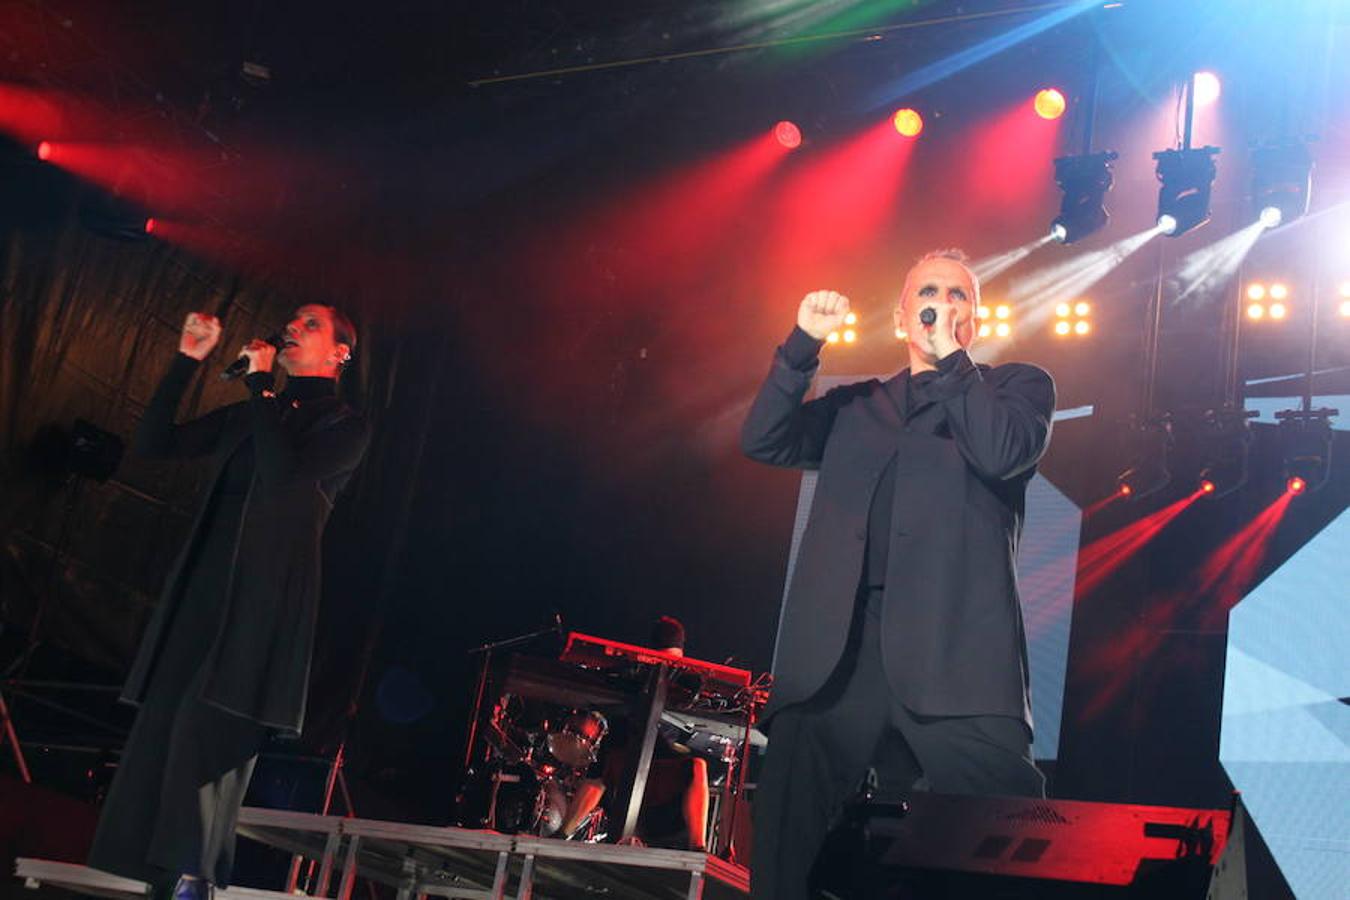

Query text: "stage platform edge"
[19, 808, 749, 900]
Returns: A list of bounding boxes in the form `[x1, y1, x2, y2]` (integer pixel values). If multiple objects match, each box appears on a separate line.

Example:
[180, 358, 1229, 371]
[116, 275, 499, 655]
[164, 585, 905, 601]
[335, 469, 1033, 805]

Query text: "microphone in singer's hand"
[221, 332, 286, 381]
[919, 307, 937, 327]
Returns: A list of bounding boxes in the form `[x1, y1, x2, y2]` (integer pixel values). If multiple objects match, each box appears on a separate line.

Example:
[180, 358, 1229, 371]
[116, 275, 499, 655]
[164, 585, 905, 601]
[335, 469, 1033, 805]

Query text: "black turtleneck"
[279, 374, 339, 404]
[218, 369, 342, 493]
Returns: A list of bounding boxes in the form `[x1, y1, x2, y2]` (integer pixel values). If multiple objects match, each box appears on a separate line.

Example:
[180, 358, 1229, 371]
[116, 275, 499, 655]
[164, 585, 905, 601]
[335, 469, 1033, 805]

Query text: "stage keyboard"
[560, 631, 752, 698]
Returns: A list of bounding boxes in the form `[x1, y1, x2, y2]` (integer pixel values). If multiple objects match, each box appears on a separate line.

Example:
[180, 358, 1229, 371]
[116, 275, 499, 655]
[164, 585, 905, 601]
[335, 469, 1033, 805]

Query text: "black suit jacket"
[742, 334, 1055, 729]
[121, 354, 369, 735]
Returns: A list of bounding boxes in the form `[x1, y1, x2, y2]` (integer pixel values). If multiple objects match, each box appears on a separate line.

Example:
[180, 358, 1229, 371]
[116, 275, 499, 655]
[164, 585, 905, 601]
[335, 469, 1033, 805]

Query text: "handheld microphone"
[220, 332, 286, 381]
[919, 307, 937, 327]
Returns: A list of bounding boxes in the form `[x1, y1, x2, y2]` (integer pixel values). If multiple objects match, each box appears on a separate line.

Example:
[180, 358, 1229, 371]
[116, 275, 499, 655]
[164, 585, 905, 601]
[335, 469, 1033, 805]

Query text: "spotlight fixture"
[1116, 418, 1173, 500]
[827, 311, 860, 346]
[77, 187, 155, 243]
[36, 140, 52, 161]
[1251, 139, 1312, 230]
[1050, 151, 1118, 244]
[1244, 282, 1292, 323]
[1052, 299, 1092, 338]
[1034, 88, 1067, 121]
[893, 108, 924, 138]
[1192, 71, 1222, 107]
[775, 120, 803, 150]
[1195, 408, 1252, 500]
[1154, 146, 1220, 237]
[1276, 408, 1335, 495]
[977, 304, 1013, 339]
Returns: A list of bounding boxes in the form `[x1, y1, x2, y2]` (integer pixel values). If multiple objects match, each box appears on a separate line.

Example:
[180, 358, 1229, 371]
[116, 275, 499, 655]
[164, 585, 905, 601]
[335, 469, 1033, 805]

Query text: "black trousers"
[751, 589, 1044, 900]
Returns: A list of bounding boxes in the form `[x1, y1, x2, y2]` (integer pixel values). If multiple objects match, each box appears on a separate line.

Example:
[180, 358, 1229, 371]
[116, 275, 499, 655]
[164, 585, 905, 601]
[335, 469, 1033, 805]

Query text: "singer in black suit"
[741, 250, 1055, 900]
[89, 306, 369, 900]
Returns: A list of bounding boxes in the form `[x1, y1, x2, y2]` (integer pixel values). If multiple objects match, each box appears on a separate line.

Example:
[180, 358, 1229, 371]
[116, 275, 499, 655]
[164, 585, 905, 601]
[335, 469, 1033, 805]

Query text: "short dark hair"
[650, 616, 686, 652]
[327, 305, 357, 353]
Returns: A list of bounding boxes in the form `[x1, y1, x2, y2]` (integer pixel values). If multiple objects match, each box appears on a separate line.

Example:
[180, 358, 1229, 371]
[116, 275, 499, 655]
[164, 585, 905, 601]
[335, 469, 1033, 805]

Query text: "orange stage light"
[892, 108, 924, 138]
[1034, 88, 1066, 120]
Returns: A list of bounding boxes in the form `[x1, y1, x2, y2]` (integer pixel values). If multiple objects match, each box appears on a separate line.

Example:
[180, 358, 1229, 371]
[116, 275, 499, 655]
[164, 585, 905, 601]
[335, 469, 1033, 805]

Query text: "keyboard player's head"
[650, 615, 686, 658]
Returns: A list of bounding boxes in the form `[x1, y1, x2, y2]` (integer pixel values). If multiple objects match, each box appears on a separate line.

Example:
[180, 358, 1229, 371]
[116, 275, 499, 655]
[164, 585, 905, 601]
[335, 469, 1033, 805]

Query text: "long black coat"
[122, 354, 369, 735]
[742, 338, 1055, 729]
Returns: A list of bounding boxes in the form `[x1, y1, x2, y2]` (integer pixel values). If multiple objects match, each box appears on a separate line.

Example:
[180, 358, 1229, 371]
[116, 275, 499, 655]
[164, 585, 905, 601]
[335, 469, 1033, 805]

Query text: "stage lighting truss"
[1275, 408, 1336, 495]
[1050, 151, 1117, 244]
[1196, 408, 1254, 499]
[976, 303, 1013, 340]
[1153, 146, 1220, 238]
[1053, 300, 1092, 337]
[1116, 416, 1174, 500]
[826, 311, 859, 346]
[1244, 281, 1292, 322]
[1251, 139, 1312, 230]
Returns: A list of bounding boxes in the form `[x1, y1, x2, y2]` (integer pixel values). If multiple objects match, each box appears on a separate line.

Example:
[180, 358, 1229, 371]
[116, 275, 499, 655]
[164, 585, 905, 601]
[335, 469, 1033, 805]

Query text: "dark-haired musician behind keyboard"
[559, 616, 711, 850]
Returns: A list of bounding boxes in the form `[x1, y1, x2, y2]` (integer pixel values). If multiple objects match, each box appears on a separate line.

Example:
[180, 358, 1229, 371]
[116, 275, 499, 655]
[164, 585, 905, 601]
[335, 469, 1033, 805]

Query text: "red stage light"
[1034, 89, 1066, 120]
[1118, 483, 1133, 498]
[36, 140, 52, 161]
[775, 121, 802, 150]
[892, 108, 924, 138]
[1200, 479, 1216, 495]
[143, 217, 157, 235]
[1287, 476, 1306, 495]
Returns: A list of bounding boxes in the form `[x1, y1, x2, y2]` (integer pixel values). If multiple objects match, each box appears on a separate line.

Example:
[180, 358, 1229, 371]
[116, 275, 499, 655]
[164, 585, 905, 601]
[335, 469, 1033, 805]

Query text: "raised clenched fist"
[797, 290, 851, 341]
[179, 312, 222, 361]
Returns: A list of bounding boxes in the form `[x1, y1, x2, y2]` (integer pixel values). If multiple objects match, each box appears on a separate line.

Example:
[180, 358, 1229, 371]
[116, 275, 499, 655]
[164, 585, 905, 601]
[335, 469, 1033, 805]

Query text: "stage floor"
[15, 807, 750, 900]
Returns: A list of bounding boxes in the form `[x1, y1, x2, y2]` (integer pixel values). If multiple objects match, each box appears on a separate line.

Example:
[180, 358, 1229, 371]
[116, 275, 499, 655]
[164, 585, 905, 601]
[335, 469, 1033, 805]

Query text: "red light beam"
[1193, 492, 1294, 624]
[1075, 490, 1203, 599]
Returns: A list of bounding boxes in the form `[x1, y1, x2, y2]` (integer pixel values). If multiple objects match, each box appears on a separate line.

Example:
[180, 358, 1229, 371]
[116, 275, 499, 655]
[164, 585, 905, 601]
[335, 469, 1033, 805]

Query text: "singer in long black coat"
[88, 352, 368, 885]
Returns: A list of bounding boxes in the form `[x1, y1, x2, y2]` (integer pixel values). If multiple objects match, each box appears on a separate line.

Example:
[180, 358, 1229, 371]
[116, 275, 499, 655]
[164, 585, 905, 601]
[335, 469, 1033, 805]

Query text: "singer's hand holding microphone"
[914, 301, 962, 361]
[179, 311, 285, 380]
